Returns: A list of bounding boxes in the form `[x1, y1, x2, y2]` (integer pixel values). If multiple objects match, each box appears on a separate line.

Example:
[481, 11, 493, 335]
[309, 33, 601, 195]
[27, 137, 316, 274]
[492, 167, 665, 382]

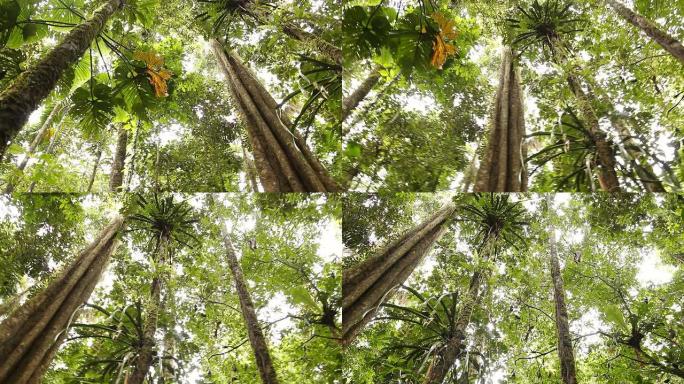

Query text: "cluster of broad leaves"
[342, 0, 684, 192]
[343, 192, 684, 383]
[0, 0, 343, 192]
[0, 193, 342, 383]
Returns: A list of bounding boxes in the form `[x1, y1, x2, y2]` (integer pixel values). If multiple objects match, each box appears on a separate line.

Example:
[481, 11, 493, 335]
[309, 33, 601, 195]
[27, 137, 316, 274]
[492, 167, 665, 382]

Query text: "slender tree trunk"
[342, 204, 456, 344]
[27, 117, 69, 193]
[344, 72, 401, 136]
[611, 118, 665, 192]
[342, 68, 381, 121]
[0, 0, 123, 157]
[474, 47, 527, 192]
[110, 126, 128, 192]
[129, 233, 171, 384]
[423, 269, 486, 384]
[242, 143, 260, 192]
[545, 195, 578, 384]
[211, 39, 341, 192]
[4, 104, 69, 194]
[605, 0, 684, 65]
[87, 146, 102, 192]
[220, 227, 280, 384]
[550, 38, 621, 191]
[281, 23, 342, 65]
[0, 216, 124, 384]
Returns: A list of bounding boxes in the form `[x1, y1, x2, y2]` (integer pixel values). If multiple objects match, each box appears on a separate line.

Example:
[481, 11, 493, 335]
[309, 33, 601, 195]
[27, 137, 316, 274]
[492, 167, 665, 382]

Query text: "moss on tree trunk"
[0, 0, 123, 157]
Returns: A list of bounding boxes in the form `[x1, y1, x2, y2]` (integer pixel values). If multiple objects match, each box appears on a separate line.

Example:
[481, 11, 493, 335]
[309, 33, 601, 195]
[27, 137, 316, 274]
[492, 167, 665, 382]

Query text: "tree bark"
[220, 227, 280, 384]
[342, 68, 381, 121]
[342, 203, 456, 345]
[0, 216, 124, 384]
[281, 23, 342, 65]
[87, 146, 102, 192]
[549, 37, 621, 191]
[474, 47, 527, 192]
[242, 142, 260, 192]
[128, 233, 170, 384]
[211, 39, 341, 192]
[545, 195, 578, 384]
[422, 269, 486, 384]
[605, 0, 684, 65]
[110, 126, 128, 192]
[0, 0, 123, 157]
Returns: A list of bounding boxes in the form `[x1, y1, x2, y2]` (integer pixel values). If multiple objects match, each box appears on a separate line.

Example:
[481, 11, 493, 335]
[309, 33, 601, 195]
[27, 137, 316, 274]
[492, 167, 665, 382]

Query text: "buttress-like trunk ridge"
[0, 216, 124, 384]
[211, 39, 341, 192]
[474, 47, 527, 192]
[342, 204, 456, 345]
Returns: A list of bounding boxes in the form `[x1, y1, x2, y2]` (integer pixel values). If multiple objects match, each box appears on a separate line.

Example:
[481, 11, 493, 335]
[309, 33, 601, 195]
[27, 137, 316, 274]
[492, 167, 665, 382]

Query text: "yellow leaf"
[147, 68, 172, 97]
[134, 50, 164, 69]
[430, 34, 456, 69]
[431, 12, 457, 40]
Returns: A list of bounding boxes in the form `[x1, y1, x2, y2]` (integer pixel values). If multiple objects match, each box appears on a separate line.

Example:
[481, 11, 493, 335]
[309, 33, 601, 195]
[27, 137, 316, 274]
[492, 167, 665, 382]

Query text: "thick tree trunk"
[110, 126, 128, 192]
[545, 195, 578, 384]
[220, 228, 280, 384]
[87, 146, 102, 192]
[474, 47, 527, 192]
[129, 233, 170, 384]
[611, 118, 665, 192]
[0, 216, 124, 384]
[605, 0, 684, 65]
[281, 23, 342, 65]
[342, 68, 381, 121]
[0, 0, 123, 157]
[422, 269, 485, 384]
[342, 203, 456, 344]
[211, 39, 341, 192]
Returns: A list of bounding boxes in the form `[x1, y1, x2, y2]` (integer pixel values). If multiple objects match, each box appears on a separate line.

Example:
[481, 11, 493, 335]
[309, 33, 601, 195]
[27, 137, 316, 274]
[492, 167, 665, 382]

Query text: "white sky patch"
[637, 248, 675, 286]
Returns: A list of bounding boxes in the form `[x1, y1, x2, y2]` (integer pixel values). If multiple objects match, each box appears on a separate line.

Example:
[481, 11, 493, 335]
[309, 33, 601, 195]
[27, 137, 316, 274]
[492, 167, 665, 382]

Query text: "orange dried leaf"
[432, 12, 458, 39]
[134, 50, 164, 69]
[147, 68, 172, 97]
[430, 34, 456, 69]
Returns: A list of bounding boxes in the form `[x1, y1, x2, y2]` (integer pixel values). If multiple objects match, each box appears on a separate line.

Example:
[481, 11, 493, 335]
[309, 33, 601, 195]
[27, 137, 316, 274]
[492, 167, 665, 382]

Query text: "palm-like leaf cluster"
[378, 286, 462, 373]
[457, 193, 528, 252]
[69, 303, 147, 380]
[528, 109, 599, 190]
[194, 0, 276, 35]
[127, 193, 199, 252]
[506, 0, 583, 57]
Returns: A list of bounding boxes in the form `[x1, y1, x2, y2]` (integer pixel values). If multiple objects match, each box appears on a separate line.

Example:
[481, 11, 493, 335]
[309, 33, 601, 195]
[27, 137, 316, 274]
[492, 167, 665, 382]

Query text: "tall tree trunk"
[422, 237, 494, 384]
[211, 39, 341, 192]
[344, 72, 401, 136]
[281, 23, 342, 65]
[423, 269, 486, 384]
[242, 143, 260, 192]
[0, 216, 124, 384]
[342, 203, 456, 345]
[87, 146, 102, 192]
[474, 47, 527, 192]
[128, 233, 171, 384]
[550, 38, 621, 191]
[27, 117, 69, 193]
[545, 195, 578, 384]
[611, 117, 665, 192]
[3, 104, 69, 194]
[110, 126, 128, 192]
[342, 68, 381, 121]
[220, 227, 280, 384]
[0, 0, 123, 157]
[605, 0, 684, 65]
